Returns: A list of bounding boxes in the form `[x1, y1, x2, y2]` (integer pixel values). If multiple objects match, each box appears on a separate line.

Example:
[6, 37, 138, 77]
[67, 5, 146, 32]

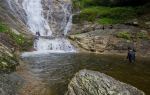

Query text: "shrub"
[72, 0, 150, 24]
[76, 6, 137, 24]
[0, 23, 7, 32]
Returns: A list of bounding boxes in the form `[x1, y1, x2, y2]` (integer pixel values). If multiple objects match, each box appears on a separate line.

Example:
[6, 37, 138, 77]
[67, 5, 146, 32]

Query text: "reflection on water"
[21, 53, 150, 95]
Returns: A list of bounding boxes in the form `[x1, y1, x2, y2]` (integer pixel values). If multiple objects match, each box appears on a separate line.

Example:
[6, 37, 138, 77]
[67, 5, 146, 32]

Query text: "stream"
[15, 53, 150, 95]
[4, 0, 150, 95]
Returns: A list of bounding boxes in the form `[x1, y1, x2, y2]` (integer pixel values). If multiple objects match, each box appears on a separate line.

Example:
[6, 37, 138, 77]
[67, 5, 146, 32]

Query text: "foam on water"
[21, 50, 76, 58]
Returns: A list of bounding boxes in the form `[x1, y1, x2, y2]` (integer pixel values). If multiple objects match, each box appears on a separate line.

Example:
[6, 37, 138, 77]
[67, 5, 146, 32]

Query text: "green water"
[22, 53, 150, 95]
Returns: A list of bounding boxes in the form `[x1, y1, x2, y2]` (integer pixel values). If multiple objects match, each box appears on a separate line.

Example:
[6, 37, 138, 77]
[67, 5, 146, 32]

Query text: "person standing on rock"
[36, 31, 40, 37]
[127, 47, 136, 63]
[34, 31, 40, 49]
[35, 31, 40, 40]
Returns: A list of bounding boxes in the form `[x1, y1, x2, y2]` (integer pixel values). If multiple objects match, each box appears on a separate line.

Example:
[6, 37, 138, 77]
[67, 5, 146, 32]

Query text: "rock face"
[66, 69, 145, 95]
[42, 0, 72, 35]
[69, 22, 150, 55]
[69, 30, 111, 52]
[0, 0, 30, 37]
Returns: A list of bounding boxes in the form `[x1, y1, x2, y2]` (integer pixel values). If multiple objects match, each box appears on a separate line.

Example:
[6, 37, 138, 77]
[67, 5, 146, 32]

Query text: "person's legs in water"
[129, 57, 132, 63]
[131, 50, 136, 63]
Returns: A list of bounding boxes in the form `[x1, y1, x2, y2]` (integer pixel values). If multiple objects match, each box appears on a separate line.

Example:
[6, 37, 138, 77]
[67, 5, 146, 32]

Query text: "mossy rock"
[0, 23, 33, 51]
[0, 43, 18, 73]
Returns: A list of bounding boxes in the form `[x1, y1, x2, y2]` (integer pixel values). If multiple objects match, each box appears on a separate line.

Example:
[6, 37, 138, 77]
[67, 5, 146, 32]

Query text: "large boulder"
[66, 69, 145, 95]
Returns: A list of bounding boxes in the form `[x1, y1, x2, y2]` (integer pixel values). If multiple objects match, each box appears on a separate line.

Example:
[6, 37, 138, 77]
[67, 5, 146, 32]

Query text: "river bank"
[69, 22, 150, 56]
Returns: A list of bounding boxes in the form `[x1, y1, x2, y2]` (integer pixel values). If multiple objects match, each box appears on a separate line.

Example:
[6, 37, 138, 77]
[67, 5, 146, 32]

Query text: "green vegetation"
[116, 31, 131, 40]
[116, 31, 149, 40]
[73, 0, 150, 24]
[72, 0, 149, 9]
[97, 18, 115, 25]
[0, 23, 33, 51]
[74, 6, 137, 24]
[137, 32, 149, 40]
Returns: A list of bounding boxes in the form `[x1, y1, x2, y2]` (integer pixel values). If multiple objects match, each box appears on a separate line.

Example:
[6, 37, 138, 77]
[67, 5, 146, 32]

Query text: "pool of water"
[21, 53, 150, 95]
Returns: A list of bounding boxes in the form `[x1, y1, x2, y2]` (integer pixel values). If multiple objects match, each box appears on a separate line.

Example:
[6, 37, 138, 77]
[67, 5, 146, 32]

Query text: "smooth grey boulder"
[66, 69, 145, 95]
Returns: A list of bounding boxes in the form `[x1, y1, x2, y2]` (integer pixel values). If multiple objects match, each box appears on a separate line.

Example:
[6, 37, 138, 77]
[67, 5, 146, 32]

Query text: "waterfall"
[64, 15, 72, 36]
[21, 0, 75, 52]
[22, 0, 52, 36]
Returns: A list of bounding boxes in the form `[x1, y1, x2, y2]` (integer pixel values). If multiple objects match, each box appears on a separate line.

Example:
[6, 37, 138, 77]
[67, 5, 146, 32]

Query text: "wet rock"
[66, 69, 145, 95]
[41, 0, 72, 35]
[69, 31, 111, 52]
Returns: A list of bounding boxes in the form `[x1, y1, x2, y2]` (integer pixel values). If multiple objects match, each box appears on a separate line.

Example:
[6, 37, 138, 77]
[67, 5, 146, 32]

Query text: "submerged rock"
[0, 73, 23, 95]
[66, 69, 145, 95]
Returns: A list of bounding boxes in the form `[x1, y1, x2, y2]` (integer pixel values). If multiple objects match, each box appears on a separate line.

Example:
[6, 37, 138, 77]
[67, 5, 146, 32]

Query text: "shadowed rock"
[66, 69, 145, 95]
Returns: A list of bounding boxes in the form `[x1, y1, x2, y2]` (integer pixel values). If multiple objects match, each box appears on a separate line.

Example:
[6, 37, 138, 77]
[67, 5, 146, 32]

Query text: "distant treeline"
[73, 0, 150, 24]
[73, 0, 150, 8]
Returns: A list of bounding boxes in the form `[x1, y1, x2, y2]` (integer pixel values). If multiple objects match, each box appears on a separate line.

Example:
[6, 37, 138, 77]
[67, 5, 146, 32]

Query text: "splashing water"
[35, 38, 75, 52]
[22, 0, 75, 52]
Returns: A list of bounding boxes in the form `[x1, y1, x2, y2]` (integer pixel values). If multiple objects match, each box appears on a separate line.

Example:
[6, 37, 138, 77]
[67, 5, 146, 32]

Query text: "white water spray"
[22, 0, 75, 52]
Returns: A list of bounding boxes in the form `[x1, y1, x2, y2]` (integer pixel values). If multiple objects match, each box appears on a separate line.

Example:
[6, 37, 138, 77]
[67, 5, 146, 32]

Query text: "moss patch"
[116, 31, 131, 40]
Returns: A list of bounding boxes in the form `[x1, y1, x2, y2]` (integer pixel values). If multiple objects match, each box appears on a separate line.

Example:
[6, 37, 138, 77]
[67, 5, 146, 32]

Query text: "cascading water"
[22, 0, 75, 52]
[22, 0, 52, 36]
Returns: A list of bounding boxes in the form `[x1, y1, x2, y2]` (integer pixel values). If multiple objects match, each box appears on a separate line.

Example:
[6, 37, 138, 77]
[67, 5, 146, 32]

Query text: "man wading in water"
[127, 47, 136, 63]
